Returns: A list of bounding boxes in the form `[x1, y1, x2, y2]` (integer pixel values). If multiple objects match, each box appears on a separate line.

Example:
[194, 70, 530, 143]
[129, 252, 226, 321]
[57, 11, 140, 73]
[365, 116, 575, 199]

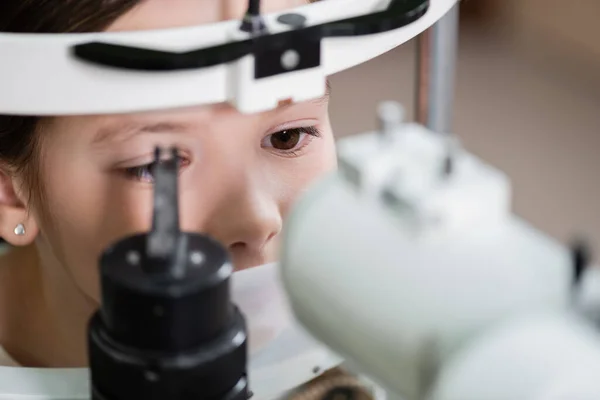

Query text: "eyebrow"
[92, 82, 331, 146]
[92, 121, 194, 146]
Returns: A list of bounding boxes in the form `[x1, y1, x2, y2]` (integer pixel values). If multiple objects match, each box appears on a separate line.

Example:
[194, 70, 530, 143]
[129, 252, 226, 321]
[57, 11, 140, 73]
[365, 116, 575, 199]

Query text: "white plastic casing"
[227, 53, 326, 114]
[336, 123, 511, 233]
[0, 0, 458, 115]
[280, 120, 572, 400]
[430, 312, 600, 400]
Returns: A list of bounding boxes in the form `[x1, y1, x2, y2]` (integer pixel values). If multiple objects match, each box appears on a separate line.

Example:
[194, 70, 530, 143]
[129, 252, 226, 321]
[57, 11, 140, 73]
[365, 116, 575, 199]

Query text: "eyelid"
[114, 149, 192, 169]
[260, 127, 320, 159]
[262, 126, 321, 146]
[267, 119, 320, 135]
[121, 156, 191, 184]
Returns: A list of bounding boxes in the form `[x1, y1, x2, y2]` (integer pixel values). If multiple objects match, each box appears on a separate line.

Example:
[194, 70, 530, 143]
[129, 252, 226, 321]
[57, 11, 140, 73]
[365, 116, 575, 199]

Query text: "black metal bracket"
[72, 0, 428, 79]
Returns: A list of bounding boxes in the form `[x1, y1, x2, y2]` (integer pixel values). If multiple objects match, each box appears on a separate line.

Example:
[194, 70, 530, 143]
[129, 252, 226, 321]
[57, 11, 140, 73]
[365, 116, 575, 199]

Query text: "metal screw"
[232, 331, 245, 346]
[144, 371, 159, 382]
[126, 251, 140, 265]
[190, 251, 205, 266]
[277, 13, 307, 28]
[281, 49, 300, 70]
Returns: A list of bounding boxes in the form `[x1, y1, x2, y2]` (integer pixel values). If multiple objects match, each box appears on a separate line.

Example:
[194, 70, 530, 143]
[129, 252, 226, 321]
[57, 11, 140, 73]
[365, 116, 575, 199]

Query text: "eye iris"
[271, 130, 300, 150]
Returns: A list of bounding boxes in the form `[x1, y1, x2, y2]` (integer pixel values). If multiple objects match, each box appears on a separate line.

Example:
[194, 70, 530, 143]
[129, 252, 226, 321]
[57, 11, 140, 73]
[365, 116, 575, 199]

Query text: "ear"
[0, 169, 40, 246]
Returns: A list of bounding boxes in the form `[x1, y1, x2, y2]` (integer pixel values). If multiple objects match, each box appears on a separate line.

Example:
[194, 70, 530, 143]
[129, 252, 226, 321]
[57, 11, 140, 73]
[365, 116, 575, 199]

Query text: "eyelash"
[123, 158, 190, 184]
[262, 126, 322, 157]
[122, 126, 322, 183]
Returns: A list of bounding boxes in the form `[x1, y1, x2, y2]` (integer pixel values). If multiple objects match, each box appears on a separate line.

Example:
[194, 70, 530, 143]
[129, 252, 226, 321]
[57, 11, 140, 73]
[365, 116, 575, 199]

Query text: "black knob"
[89, 147, 248, 400]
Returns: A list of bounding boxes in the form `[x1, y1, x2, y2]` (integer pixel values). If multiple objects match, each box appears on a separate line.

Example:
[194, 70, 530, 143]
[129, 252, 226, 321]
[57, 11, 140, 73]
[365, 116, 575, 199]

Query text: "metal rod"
[241, 0, 266, 34]
[147, 147, 181, 267]
[247, 0, 260, 16]
[415, 3, 460, 133]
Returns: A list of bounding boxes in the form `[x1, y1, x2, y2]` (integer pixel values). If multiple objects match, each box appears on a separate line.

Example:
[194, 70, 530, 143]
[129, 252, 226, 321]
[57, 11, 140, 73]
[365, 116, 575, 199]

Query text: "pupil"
[280, 131, 292, 141]
[272, 130, 299, 150]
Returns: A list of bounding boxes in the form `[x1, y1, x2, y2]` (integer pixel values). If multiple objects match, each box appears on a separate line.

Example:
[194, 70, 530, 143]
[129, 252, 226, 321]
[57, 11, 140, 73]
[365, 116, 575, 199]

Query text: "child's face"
[19, 0, 335, 348]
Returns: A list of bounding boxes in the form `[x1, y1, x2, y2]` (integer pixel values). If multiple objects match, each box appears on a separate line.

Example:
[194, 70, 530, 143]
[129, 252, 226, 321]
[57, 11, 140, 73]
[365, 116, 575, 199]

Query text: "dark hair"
[0, 0, 141, 207]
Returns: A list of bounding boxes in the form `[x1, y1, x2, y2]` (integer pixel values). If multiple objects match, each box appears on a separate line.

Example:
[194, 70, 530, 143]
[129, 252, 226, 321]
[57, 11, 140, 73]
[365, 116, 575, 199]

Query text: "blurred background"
[328, 0, 600, 253]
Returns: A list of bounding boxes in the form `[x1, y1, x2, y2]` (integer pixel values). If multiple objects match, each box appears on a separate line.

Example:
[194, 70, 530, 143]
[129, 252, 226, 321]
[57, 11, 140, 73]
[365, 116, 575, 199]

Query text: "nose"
[226, 212, 280, 254]
[203, 183, 282, 268]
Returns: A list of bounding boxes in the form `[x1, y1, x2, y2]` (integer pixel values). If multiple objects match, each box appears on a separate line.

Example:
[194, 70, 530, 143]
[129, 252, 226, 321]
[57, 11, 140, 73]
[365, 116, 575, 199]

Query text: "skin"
[0, 0, 336, 368]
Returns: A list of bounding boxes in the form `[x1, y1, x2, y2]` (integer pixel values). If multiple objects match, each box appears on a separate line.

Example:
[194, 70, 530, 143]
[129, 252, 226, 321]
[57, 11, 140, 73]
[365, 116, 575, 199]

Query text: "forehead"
[108, 0, 309, 31]
[86, 0, 319, 142]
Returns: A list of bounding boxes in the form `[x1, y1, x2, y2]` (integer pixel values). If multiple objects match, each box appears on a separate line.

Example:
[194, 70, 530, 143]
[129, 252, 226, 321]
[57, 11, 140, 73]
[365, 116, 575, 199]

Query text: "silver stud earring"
[14, 223, 25, 236]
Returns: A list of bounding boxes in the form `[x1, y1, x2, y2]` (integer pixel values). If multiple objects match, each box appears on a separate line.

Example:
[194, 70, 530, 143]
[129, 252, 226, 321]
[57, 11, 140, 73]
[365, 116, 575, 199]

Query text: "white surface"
[0, 0, 457, 115]
[233, 263, 344, 400]
[336, 123, 511, 231]
[281, 124, 572, 400]
[430, 313, 600, 400]
[0, 347, 18, 367]
[0, 330, 341, 400]
[0, 367, 89, 400]
[0, 263, 342, 400]
[576, 265, 600, 326]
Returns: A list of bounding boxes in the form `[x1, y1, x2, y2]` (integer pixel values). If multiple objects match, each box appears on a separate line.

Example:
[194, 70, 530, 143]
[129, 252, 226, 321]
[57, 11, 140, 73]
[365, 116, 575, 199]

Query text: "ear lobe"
[0, 169, 40, 246]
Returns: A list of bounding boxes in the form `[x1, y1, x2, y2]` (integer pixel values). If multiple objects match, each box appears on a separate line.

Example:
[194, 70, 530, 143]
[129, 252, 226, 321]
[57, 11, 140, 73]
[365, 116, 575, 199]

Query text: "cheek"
[36, 150, 154, 298]
[279, 132, 337, 218]
[42, 167, 150, 248]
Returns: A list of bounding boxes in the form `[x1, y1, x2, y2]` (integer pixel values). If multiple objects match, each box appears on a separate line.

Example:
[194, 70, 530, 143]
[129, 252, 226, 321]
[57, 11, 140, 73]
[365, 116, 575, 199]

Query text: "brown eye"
[269, 129, 301, 150]
[261, 126, 322, 156]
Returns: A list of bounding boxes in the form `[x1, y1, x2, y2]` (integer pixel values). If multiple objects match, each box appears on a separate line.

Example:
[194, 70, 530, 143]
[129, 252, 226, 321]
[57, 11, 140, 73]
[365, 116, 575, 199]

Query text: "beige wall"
[327, 12, 600, 254]
[495, 0, 600, 88]
[509, 0, 600, 56]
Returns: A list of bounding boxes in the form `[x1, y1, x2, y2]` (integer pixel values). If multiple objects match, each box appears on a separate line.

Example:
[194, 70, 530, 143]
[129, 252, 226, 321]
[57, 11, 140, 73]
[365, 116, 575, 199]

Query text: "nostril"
[229, 242, 247, 251]
[229, 232, 277, 253]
